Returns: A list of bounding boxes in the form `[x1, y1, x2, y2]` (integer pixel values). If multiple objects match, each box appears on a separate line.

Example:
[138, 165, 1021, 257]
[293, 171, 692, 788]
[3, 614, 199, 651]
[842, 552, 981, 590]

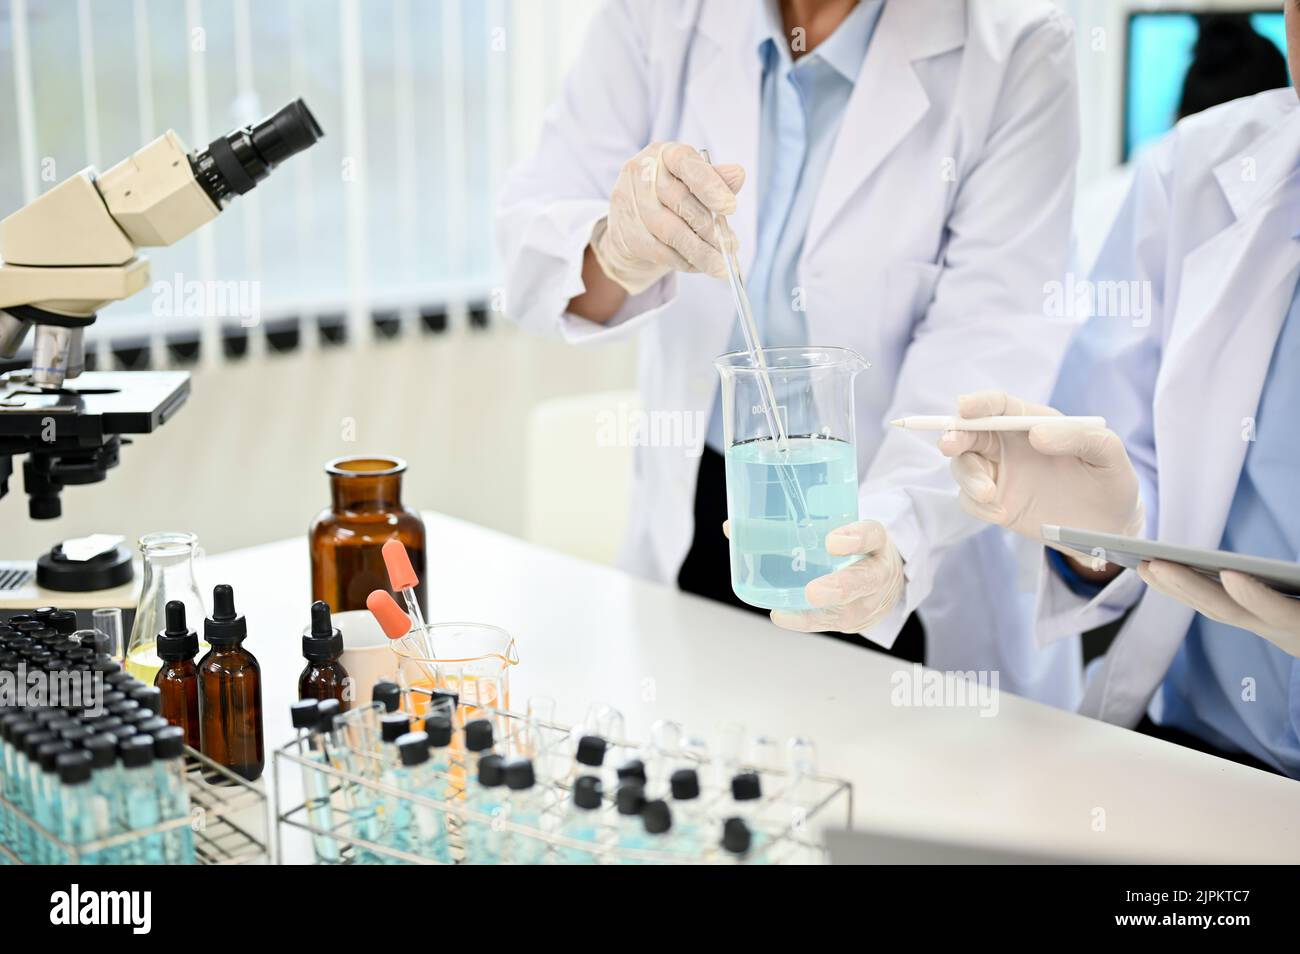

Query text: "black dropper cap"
[58, 750, 93, 785]
[32, 607, 56, 620]
[722, 817, 752, 854]
[205, 584, 248, 646]
[671, 768, 701, 800]
[155, 602, 198, 661]
[58, 725, 93, 746]
[468, 754, 501, 788]
[425, 714, 452, 748]
[84, 733, 119, 768]
[642, 798, 672, 834]
[380, 713, 410, 743]
[576, 734, 606, 768]
[372, 680, 401, 712]
[48, 610, 78, 635]
[91, 657, 122, 675]
[616, 782, 646, 816]
[573, 774, 603, 810]
[130, 686, 162, 714]
[397, 731, 430, 766]
[731, 771, 761, 801]
[465, 719, 494, 753]
[302, 601, 343, 660]
[617, 758, 647, 785]
[119, 734, 155, 768]
[290, 699, 320, 730]
[153, 725, 185, 759]
[504, 757, 535, 791]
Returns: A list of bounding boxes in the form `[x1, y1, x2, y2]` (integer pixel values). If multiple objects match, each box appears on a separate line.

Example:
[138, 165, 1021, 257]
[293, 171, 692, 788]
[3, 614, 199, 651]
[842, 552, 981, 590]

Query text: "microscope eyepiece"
[191, 98, 323, 207]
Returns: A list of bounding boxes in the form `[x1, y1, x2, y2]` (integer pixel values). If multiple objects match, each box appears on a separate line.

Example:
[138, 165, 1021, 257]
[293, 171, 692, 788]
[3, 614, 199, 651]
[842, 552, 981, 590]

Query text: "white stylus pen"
[890, 415, 1107, 432]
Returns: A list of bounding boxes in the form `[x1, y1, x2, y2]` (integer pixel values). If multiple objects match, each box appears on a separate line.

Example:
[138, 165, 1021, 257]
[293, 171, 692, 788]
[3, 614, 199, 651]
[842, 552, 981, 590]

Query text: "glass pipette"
[700, 148, 812, 530]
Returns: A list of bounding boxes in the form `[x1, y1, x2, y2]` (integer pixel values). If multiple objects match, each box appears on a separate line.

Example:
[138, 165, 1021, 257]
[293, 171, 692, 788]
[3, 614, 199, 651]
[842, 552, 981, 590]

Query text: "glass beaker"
[391, 623, 519, 795]
[124, 532, 208, 683]
[713, 346, 869, 610]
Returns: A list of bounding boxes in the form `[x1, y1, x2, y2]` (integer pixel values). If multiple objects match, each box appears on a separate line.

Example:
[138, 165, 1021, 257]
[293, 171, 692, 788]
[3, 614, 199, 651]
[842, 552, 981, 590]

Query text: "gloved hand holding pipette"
[590, 142, 745, 294]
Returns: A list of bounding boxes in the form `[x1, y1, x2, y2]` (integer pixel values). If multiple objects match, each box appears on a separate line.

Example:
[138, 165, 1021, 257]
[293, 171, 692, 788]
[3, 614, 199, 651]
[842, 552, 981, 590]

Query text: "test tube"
[91, 608, 125, 661]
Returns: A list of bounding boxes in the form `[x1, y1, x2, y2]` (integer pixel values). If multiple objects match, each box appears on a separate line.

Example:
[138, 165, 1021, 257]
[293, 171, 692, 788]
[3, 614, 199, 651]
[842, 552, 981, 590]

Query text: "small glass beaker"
[391, 623, 519, 723]
[713, 346, 869, 610]
[391, 623, 519, 795]
[124, 532, 208, 683]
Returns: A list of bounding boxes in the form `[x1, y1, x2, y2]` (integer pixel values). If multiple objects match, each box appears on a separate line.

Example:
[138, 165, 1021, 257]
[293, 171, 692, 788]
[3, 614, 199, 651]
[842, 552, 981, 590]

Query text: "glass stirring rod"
[699, 148, 812, 529]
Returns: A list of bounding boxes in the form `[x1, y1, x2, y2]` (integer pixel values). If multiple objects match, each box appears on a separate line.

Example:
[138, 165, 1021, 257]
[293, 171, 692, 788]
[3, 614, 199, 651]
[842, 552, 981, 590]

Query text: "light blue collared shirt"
[706, 0, 883, 452]
[1154, 271, 1300, 778]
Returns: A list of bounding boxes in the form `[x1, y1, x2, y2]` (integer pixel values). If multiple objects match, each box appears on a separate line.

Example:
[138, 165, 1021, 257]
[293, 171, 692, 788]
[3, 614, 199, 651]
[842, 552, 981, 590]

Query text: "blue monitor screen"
[1126, 11, 1287, 160]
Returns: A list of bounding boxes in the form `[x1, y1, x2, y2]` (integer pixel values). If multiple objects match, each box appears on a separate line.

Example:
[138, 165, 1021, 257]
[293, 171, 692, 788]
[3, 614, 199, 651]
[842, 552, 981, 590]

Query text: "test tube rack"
[273, 704, 853, 865]
[0, 746, 269, 865]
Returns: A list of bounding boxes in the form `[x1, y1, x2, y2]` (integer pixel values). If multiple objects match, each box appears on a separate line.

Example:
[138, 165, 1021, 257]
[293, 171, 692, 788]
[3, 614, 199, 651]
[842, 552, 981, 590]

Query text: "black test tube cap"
[57, 750, 93, 785]
[641, 798, 673, 834]
[425, 714, 452, 748]
[397, 732, 430, 766]
[576, 734, 606, 768]
[573, 774, 603, 810]
[477, 754, 506, 787]
[722, 817, 752, 854]
[290, 699, 320, 730]
[380, 713, 410, 743]
[372, 680, 401, 713]
[464, 719, 494, 753]
[671, 768, 701, 800]
[731, 771, 762, 801]
[504, 757, 535, 791]
[616, 782, 647, 816]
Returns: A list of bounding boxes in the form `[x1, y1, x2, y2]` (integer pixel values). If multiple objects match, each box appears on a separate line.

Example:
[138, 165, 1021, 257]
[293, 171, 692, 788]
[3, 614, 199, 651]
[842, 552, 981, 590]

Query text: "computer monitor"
[1124, 9, 1287, 161]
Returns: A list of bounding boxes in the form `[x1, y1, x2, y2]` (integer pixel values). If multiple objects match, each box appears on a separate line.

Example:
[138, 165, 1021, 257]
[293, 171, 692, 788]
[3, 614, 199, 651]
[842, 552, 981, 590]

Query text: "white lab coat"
[498, 0, 1082, 705]
[1037, 88, 1300, 726]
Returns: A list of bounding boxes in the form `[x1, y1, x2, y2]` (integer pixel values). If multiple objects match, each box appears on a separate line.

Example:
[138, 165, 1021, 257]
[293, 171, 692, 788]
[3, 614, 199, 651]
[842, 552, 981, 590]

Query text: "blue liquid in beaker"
[724, 436, 860, 610]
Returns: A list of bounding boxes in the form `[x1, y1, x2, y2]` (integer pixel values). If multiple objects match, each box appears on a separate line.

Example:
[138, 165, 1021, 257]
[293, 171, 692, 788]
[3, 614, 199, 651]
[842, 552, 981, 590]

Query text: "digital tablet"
[1041, 525, 1300, 598]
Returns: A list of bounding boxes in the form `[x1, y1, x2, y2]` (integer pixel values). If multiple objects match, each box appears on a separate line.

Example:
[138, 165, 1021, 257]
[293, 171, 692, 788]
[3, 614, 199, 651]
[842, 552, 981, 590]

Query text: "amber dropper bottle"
[299, 600, 351, 711]
[154, 600, 201, 749]
[198, 584, 265, 781]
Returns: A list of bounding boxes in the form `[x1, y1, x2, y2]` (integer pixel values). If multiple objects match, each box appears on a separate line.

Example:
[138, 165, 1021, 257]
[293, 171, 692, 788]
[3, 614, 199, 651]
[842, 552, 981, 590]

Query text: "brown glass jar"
[309, 456, 427, 614]
[154, 600, 201, 750]
[198, 584, 265, 781]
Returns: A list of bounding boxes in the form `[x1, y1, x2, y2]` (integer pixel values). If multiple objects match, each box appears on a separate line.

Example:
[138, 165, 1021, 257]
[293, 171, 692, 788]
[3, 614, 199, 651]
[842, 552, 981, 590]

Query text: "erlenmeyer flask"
[124, 532, 208, 683]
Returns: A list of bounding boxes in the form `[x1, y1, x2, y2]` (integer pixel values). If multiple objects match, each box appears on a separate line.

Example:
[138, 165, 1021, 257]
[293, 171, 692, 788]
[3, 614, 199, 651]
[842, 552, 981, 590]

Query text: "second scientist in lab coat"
[939, 80, 1300, 775]
[498, 0, 1081, 704]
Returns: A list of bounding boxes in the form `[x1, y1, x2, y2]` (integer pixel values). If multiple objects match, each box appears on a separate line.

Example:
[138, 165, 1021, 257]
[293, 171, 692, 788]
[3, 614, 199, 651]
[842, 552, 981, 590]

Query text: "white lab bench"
[206, 512, 1300, 864]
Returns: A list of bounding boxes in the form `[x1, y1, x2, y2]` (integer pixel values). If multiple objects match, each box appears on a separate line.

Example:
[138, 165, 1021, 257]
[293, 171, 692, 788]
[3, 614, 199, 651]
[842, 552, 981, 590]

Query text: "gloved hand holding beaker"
[590, 141, 745, 294]
[767, 520, 906, 635]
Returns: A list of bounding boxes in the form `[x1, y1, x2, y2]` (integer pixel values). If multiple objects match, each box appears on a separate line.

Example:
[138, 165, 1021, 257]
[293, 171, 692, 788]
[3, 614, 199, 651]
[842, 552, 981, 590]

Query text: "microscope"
[0, 99, 321, 596]
[0, 98, 322, 520]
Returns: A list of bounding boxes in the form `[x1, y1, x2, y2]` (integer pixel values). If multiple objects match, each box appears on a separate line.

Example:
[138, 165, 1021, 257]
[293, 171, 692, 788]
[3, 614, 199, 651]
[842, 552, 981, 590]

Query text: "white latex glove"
[937, 391, 1146, 553]
[590, 141, 745, 295]
[768, 520, 905, 635]
[1138, 561, 1300, 659]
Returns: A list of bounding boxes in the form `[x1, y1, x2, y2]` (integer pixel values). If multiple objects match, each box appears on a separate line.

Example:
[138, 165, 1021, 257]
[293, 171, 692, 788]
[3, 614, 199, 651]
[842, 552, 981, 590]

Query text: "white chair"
[524, 389, 638, 565]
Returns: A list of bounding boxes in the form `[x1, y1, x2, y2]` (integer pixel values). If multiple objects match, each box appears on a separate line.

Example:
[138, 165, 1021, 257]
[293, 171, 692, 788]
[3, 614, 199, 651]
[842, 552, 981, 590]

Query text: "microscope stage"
[0, 370, 190, 442]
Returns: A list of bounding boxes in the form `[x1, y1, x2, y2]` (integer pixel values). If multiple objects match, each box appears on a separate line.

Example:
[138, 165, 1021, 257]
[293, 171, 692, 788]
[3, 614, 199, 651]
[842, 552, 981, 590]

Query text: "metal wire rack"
[1, 746, 269, 865]
[274, 704, 852, 865]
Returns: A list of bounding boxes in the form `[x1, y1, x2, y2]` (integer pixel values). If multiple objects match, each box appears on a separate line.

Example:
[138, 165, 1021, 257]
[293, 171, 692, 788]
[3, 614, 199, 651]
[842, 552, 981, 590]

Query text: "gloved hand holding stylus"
[936, 391, 1146, 563]
[590, 142, 745, 294]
